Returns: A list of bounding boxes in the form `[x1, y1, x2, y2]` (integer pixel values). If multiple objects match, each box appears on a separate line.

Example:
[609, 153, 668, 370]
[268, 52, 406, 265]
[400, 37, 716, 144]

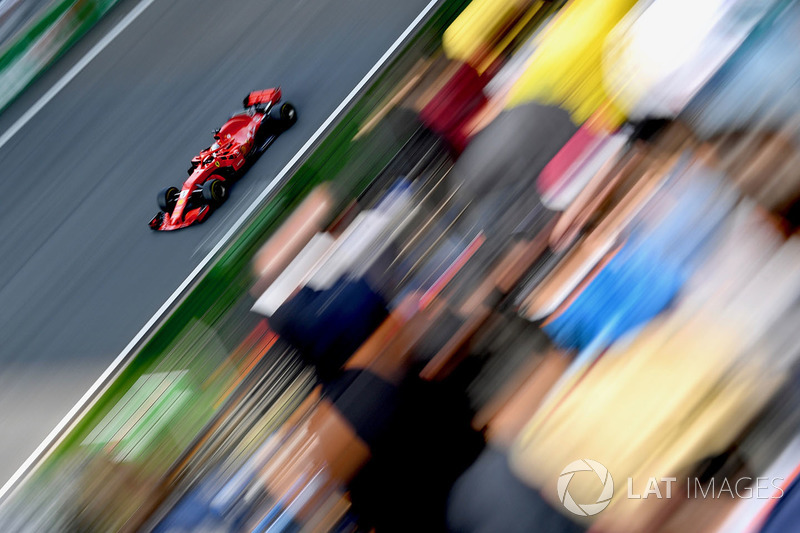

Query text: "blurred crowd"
[8, 0, 800, 531]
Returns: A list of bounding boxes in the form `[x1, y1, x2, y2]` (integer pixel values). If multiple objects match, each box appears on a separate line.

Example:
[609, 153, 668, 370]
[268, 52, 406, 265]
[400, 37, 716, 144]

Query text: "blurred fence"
[0, 0, 121, 113]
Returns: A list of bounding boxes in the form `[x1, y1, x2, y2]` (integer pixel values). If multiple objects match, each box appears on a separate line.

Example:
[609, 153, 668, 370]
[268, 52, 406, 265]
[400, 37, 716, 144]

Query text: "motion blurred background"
[2, 0, 800, 532]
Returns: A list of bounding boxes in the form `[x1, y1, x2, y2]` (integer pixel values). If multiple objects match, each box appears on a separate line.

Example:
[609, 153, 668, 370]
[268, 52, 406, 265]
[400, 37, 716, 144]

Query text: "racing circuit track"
[0, 0, 434, 484]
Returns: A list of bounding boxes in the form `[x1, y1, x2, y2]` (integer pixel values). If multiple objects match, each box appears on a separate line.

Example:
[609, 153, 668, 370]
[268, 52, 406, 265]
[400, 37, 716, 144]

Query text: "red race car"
[149, 88, 297, 231]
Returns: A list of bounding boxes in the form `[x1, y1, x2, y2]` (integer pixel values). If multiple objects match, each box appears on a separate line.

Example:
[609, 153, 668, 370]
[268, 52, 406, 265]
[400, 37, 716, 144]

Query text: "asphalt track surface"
[0, 0, 433, 484]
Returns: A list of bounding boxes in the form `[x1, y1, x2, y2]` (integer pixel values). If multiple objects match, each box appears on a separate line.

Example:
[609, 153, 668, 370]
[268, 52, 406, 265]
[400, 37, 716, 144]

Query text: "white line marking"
[0, 0, 158, 152]
[0, 0, 442, 505]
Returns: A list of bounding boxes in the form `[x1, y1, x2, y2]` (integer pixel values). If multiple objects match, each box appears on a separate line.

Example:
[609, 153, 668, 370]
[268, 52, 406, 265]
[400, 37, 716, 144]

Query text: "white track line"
[0, 0, 158, 152]
[0, 0, 442, 505]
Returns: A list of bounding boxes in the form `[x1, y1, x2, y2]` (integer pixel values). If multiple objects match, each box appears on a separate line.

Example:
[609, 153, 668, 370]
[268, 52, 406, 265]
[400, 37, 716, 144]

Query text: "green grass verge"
[0, 0, 121, 112]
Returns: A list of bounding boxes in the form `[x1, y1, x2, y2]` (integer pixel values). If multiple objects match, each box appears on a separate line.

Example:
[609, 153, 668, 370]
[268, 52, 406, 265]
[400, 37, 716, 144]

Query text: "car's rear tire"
[280, 102, 297, 128]
[202, 178, 228, 206]
[158, 186, 180, 213]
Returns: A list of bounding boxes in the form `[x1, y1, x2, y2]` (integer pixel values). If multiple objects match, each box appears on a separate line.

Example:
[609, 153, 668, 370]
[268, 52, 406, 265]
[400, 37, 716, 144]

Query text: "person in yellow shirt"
[505, 0, 638, 131]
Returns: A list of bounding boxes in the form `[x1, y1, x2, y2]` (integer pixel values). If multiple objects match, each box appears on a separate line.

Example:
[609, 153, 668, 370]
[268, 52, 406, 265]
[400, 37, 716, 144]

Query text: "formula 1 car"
[149, 88, 297, 231]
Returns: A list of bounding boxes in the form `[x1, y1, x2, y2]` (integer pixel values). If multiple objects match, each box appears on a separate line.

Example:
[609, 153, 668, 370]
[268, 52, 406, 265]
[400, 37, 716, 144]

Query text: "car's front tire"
[158, 186, 180, 213]
[202, 178, 228, 206]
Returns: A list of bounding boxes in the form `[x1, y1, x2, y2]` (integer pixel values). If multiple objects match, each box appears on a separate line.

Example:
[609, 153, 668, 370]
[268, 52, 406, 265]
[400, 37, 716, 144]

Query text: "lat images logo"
[558, 459, 614, 516]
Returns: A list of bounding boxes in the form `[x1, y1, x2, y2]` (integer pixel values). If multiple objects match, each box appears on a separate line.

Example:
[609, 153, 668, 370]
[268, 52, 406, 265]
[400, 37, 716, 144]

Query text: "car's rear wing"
[244, 87, 282, 108]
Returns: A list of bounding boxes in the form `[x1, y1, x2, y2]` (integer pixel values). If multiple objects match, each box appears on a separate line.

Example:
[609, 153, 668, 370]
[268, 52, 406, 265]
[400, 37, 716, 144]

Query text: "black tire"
[190, 186, 205, 203]
[202, 178, 228, 206]
[158, 186, 180, 213]
[280, 102, 297, 127]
